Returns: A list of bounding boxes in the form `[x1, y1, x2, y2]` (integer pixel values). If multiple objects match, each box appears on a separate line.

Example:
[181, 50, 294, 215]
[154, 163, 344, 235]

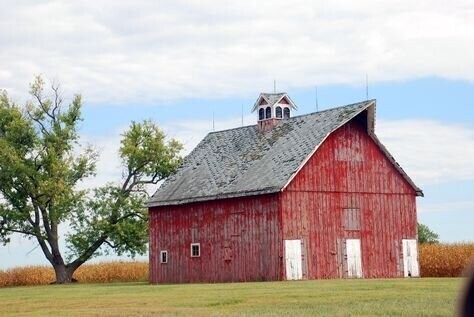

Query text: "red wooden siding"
[149, 194, 282, 283]
[281, 120, 418, 279]
[149, 116, 419, 283]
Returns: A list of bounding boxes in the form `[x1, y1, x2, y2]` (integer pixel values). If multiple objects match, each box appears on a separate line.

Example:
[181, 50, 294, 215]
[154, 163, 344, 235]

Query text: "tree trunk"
[53, 264, 75, 284]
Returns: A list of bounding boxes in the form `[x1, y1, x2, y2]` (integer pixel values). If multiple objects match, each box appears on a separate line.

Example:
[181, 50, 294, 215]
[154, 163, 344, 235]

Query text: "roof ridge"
[207, 123, 256, 134]
[209, 99, 375, 135]
[293, 99, 376, 119]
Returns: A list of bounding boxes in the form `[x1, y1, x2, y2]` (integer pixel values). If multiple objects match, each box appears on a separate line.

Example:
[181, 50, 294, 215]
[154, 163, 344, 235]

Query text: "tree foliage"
[418, 223, 439, 244]
[0, 76, 182, 283]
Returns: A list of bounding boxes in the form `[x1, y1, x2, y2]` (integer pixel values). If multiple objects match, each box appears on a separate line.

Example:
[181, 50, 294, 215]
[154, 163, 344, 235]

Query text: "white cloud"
[1, 0, 474, 103]
[77, 133, 123, 190]
[377, 119, 474, 186]
[418, 201, 474, 213]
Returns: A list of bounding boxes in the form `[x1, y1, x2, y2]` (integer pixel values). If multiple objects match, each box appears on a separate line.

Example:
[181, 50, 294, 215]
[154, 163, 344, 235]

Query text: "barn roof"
[251, 93, 297, 112]
[147, 100, 422, 207]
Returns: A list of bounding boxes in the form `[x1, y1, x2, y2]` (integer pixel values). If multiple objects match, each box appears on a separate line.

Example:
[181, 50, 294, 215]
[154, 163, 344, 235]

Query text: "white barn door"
[346, 239, 363, 278]
[402, 239, 419, 277]
[285, 240, 302, 280]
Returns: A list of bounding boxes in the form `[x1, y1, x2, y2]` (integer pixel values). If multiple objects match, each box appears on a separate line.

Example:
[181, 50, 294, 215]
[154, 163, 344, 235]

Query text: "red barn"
[147, 93, 423, 283]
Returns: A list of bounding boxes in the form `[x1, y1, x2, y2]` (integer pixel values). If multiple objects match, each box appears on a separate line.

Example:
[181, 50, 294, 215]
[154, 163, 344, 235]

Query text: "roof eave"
[368, 133, 423, 198]
[146, 186, 281, 208]
[274, 94, 298, 110]
[251, 94, 269, 112]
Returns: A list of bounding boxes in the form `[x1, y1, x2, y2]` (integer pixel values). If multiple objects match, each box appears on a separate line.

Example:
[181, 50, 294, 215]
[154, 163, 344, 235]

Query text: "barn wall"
[281, 120, 418, 279]
[149, 194, 282, 284]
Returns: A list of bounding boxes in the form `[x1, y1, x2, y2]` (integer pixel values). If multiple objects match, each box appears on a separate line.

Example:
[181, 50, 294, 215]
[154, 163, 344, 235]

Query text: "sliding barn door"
[346, 239, 363, 278]
[402, 239, 419, 277]
[284, 240, 302, 280]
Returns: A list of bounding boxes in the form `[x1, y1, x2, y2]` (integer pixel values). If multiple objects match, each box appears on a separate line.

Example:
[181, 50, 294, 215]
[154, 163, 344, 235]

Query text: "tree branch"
[26, 110, 50, 136]
[35, 234, 53, 264]
[68, 235, 107, 271]
[3, 227, 36, 237]
[51, 82, 62, 119]
[68, 211, 144, 270]
[121, 168, 134, 192]
[32, 90, 55, 122]
[38, 205, 53, 243]
[104, 240, 117, 249]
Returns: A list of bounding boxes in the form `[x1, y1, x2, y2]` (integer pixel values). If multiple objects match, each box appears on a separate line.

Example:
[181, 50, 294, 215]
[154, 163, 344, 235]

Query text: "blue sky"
[0, 1, 473, 268]
[83, 76, 474, 131]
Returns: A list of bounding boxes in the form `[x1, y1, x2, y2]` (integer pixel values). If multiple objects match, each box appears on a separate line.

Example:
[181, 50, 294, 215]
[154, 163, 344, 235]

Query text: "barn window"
[258, 108, 264, 120]
[276, 106, 282, 118]
[265, 107, 272, 119]
[191, 243, 200, 257]
[343, 208, 360, 231]
[160, 250, 168, 264]
[283, 107, 290, 119]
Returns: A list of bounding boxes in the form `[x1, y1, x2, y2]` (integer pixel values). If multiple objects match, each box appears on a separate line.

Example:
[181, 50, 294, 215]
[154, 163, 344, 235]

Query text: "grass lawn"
[0, 278, 462, 317]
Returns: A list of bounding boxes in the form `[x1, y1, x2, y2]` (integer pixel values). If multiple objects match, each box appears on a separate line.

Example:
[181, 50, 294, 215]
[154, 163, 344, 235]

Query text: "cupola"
[252, 92, 297, 132]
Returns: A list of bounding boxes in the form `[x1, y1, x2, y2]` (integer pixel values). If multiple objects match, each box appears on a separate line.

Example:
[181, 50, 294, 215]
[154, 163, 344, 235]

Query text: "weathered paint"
[346, 239, 362, 278]
[149, 115, 418, 283]
[280, 119, 418, 279]
[284, 240, 303, 280]
[149, 194, 282, 284]
[402, 239, 419, 277]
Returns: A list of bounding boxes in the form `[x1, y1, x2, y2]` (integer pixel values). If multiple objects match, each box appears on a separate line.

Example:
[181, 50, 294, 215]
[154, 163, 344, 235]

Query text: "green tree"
[417, 223, 439, 244]
[0, 76, 182, 283]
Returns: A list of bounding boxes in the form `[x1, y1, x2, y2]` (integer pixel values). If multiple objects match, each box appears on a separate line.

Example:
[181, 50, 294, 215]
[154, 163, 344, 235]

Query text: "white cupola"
[252, 93, 297, 131]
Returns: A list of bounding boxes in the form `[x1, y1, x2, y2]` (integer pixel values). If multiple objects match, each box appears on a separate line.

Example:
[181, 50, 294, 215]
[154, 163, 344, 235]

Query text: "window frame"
[190, 243, 200, 257]
[265, 106, 272, 119]
[258, 108, 265, 120]
[160, 250, 168, 264]
[283, 107, 290, 119]
[276, 106, 282, 118]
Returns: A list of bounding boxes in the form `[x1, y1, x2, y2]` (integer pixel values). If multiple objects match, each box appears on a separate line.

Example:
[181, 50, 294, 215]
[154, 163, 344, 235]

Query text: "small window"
[276, 106, 282, 118]
[265, 107, 272, 119]
[160, 250, 168, 264]
[258, 108, 264, 120]
[283, 107, 290, 119]
[343, 208, 360, 231]
[191, 243, 200, 257]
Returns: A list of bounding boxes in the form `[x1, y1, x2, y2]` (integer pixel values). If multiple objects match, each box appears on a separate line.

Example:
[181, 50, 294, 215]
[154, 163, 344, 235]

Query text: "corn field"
[419, 243, 474, 277]
[0, 261, 148, 287]
[1, 244, 473, 287]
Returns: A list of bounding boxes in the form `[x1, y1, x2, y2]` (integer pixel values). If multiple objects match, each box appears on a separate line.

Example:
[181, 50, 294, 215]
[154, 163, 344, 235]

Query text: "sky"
[0, 1, 473, 269]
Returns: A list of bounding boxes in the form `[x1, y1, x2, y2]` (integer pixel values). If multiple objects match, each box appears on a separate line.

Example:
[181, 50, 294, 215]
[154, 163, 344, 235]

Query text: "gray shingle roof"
[252, 93, 297, 112]
[262, 93, 286, 106]
[148, 99, 411, 207]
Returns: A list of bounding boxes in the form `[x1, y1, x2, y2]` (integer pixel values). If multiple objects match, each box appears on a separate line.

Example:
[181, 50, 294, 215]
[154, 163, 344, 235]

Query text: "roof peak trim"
[280, 100, 376, 191]
[252, 92, 297, 112]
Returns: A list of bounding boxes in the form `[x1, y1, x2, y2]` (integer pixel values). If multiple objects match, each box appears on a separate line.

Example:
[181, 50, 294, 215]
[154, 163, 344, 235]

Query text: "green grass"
[0, 278, 462, 317]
